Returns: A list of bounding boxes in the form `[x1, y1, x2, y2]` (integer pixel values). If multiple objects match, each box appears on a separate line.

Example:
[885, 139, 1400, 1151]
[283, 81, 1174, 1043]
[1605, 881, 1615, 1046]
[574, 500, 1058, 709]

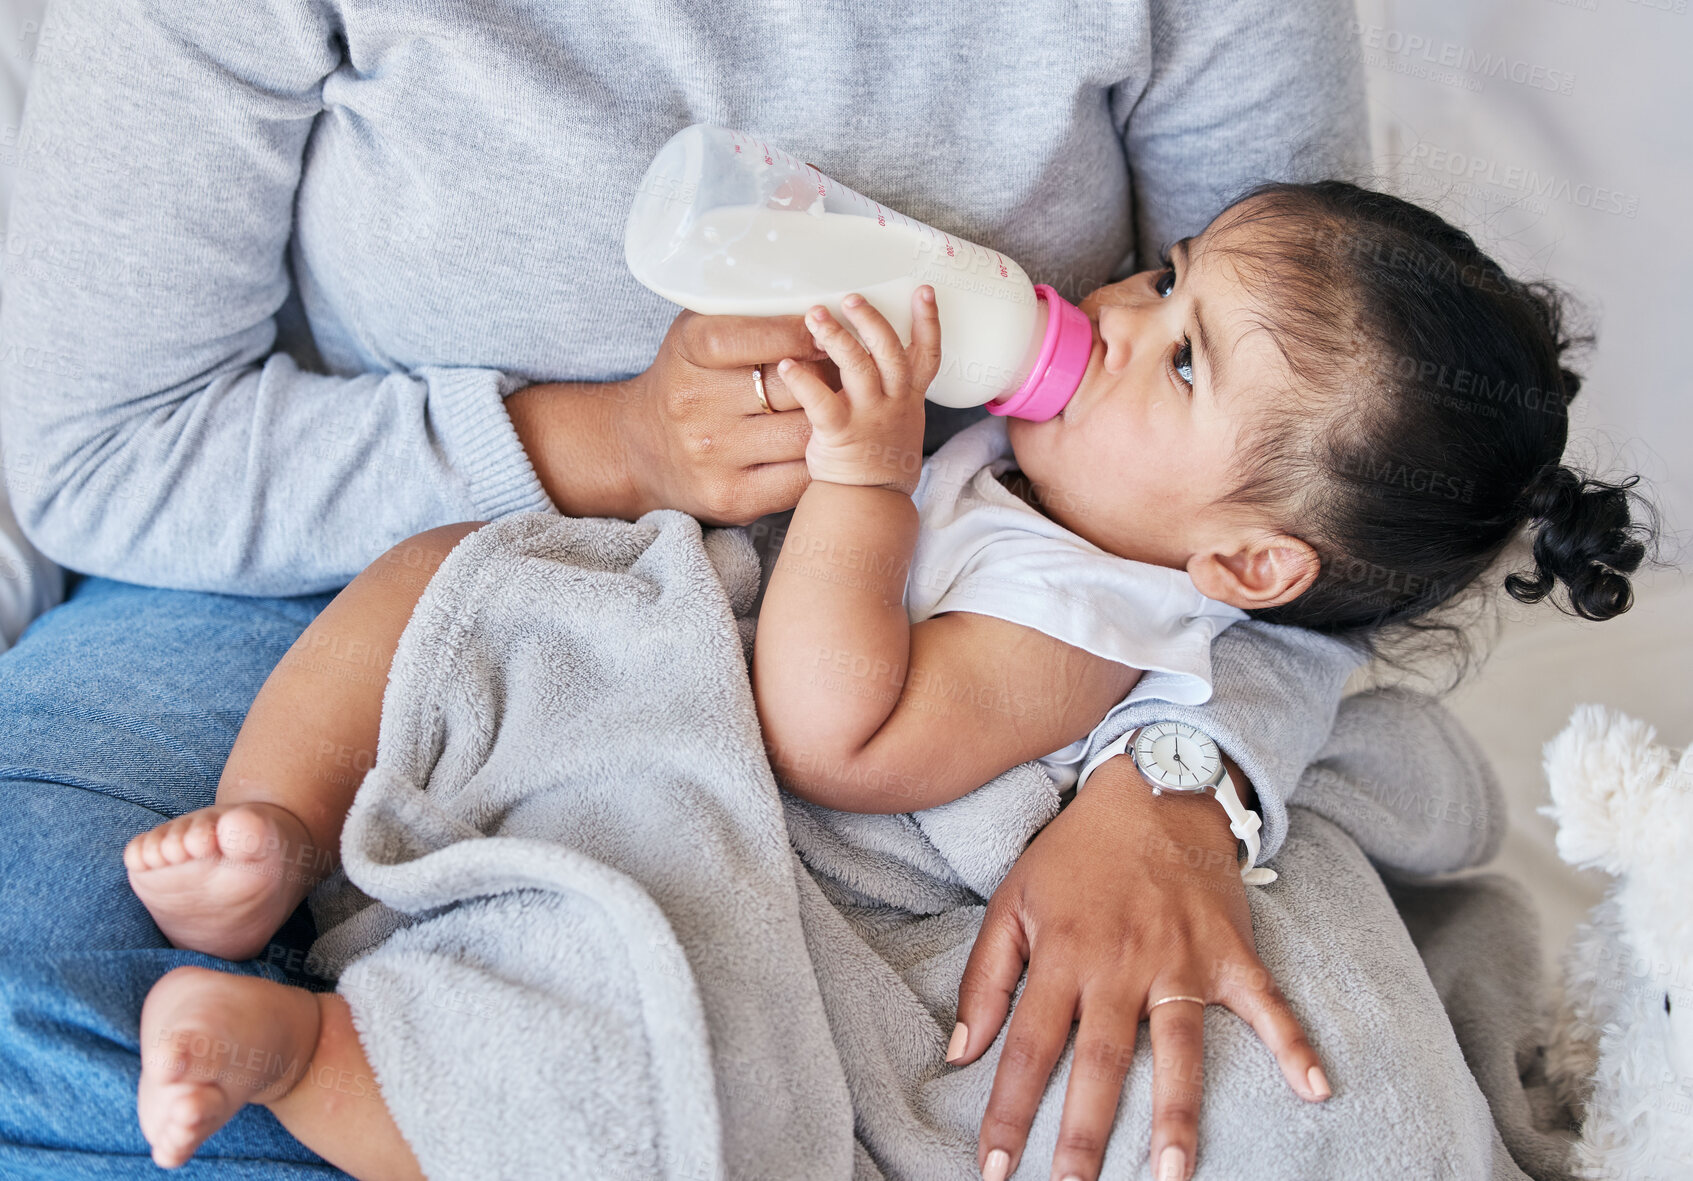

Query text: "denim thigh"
[0, 578, 344, 1176]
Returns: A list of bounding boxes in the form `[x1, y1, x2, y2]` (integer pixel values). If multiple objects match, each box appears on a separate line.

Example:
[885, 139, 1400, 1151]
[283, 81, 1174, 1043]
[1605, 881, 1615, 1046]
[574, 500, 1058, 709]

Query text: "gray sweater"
[0, 0, 1370, 855]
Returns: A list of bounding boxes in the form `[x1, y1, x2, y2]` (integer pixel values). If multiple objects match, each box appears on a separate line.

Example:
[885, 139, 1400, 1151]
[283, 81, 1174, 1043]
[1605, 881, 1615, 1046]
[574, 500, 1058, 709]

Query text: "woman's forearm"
[505, 380, 640, 519]
[753, 480, 918, 791]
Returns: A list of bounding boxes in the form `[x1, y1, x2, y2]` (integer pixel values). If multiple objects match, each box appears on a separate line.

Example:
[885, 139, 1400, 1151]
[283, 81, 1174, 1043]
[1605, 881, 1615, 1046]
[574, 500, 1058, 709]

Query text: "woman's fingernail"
[809, 307, 827, 322]
[921, 286, 935, 303]
[777, 358, 793, 373]
[1307, 1064, 1331, 1100]
[1158, 1145, 1186, 1181]
[843, 293, 863, 307]
[982, 1148, 1011, 1181]
[1060, 1175, 1084, 1181]
[945, 1022, 969, 1062]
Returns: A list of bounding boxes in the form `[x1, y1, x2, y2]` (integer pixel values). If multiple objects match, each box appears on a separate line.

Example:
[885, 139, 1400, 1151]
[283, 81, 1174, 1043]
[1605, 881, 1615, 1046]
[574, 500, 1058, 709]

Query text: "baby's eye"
[1171, 338, 1193, 387]
[1154, 267, 1176, 298]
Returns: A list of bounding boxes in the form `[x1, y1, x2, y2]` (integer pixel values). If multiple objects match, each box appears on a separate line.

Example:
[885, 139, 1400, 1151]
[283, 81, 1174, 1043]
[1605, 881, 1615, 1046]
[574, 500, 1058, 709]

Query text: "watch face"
[1133, 722, 1222, 793]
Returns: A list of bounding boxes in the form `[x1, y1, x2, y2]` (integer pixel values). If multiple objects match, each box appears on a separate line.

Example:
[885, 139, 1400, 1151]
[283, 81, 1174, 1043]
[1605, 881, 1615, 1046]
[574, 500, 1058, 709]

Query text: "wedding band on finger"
[752, 363, 774, 414]
[1148, 995, 1207, 1012]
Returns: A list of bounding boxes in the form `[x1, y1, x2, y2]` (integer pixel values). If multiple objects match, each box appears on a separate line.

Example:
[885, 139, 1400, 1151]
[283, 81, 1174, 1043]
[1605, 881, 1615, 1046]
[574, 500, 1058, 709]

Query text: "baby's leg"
[126, 524, 485, 960]
[139, 966, 421, 1179]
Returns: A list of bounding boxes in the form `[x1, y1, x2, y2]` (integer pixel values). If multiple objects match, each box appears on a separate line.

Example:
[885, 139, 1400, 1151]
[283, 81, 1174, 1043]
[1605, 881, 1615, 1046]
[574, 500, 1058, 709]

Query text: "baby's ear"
[1187, 532, 1319, 611]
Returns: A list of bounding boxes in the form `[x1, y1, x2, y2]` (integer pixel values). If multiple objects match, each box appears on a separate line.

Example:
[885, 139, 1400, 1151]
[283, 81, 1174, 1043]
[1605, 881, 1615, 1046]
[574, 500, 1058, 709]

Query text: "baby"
[124, 181, 1651, 1175]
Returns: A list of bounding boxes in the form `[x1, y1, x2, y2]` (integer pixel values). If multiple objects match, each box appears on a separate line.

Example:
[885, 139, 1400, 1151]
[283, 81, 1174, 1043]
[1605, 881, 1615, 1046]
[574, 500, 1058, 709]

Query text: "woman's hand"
[506, 310, 838, 524]
[950, 754, 1330, 1181]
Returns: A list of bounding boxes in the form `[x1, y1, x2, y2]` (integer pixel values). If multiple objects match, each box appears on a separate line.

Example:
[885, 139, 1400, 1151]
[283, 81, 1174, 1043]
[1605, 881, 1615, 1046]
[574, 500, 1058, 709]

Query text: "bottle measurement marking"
[736, 130, 999, 272]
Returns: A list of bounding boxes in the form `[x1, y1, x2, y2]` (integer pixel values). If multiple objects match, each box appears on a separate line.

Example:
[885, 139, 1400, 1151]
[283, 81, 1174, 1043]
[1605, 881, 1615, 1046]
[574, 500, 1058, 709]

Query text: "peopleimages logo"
[1404, 141, 1640, 219]
[1356, 24, 1577, 96]
[1335, 452, 1476, 504]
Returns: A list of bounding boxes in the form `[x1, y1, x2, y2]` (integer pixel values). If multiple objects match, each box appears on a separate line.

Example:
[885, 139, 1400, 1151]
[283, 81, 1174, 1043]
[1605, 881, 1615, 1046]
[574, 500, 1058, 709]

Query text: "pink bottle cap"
[987, 284, 1091, 422]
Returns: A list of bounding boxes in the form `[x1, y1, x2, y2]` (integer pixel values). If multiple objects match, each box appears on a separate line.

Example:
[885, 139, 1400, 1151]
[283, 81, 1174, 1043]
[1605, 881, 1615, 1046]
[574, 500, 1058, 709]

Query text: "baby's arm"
[754, 293, 1137, 812]
[123, 522, 484, 960]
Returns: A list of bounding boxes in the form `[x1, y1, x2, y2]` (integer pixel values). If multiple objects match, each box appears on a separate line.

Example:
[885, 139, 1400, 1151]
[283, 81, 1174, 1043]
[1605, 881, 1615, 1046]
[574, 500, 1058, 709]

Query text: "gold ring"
[752, 363, 774, 414]
[1148, 995, 1207, 1012]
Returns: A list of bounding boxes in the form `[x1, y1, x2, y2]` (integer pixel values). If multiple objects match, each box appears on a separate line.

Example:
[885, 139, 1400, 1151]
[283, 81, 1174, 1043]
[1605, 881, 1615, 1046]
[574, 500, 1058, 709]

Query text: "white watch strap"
[1213, 771, 1277, 886]
[1075, 733, 1277, 886]
[1075, 732, 1132, 793]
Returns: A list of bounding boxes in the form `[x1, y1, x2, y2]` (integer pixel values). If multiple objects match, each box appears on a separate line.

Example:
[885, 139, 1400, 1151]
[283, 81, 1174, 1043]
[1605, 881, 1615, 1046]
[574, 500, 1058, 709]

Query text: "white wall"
[1355, 0, 1693, 965]
[1356, 0, 1692, 540]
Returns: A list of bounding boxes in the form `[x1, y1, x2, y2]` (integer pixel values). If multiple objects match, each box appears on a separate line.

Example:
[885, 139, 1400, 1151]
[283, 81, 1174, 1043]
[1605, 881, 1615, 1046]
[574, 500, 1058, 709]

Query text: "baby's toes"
[215, 806, 276, 865]
[155, 817, 196, 865]
[123, 832, 150, 873]
[179, 811, 223, 860]
[147, 1086, 222, 1168]
[127, 825, 174, 872]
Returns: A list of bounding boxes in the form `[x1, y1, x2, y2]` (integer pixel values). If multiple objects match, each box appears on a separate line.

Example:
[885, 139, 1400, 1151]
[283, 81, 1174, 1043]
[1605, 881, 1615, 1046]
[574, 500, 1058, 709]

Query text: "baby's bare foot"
[138, 966, 322, 1169]
[125, 803, 327, 961]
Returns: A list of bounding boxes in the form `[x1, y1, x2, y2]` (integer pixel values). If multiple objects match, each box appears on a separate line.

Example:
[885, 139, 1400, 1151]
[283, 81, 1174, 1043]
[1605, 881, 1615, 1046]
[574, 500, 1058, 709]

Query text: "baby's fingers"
[837, 293, 911, 398]
[806, 305, 883, 402]
[906, 286, 942, 397]
[775, 358, 849, 434]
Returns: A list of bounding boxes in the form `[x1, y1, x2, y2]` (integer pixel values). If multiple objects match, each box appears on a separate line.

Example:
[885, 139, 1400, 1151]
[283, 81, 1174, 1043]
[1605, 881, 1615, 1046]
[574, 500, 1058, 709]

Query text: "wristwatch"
[1076, 721, 1277, 886]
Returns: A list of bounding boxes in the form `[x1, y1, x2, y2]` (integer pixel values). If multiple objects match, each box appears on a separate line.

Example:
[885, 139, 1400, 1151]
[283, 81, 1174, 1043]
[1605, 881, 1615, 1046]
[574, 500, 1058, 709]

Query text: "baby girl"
[123, 181, 1649, 1177]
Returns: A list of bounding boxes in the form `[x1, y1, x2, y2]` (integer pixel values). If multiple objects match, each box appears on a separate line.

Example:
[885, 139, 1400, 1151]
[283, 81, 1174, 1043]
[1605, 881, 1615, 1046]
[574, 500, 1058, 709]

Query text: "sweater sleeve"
[1113, 0, 1369, 259]
[0, 0, 552, 595]
[1080, 622, 1363, 861]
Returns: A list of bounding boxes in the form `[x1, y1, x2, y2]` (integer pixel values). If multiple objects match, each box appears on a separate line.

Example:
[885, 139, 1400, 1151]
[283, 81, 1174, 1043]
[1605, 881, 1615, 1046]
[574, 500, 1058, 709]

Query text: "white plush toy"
[1542, 704, 1693, 1180]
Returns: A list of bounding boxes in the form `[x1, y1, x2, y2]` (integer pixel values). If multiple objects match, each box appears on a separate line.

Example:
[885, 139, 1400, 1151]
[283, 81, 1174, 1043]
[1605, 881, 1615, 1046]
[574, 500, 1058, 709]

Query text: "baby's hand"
[777, 287, 941, 496]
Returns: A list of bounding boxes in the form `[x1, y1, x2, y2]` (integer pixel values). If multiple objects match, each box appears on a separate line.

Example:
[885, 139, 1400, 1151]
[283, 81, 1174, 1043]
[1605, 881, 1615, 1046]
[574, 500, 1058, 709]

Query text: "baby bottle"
[624, 124, 1091, 421]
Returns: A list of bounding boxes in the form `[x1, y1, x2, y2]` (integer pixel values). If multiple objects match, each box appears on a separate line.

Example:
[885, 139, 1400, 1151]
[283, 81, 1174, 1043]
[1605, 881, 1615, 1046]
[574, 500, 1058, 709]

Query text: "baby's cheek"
[1004, 418, 1051, 478]
[1049, 473, 1103, 524]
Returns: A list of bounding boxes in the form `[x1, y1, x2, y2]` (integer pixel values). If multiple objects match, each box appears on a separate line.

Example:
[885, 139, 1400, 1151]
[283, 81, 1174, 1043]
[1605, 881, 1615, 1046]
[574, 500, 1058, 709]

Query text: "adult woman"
[0, 1, 1485, 1178]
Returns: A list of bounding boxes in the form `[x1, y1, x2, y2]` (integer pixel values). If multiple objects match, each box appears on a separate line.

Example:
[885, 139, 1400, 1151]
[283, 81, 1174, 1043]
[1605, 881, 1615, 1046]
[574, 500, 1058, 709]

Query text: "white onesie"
[907, 417, 1244, 790]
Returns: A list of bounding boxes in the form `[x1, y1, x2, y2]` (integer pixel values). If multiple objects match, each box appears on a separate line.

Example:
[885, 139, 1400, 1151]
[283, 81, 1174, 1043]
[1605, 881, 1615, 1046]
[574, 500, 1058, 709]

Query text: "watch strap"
[1075, 732, 1277, 886]
[1074, 731, 1132, 793]
[1213, 770, 1277, 886]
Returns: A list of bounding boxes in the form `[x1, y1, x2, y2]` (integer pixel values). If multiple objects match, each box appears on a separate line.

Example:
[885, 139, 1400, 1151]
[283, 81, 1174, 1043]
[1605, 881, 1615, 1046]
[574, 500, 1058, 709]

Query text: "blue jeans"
[0, 578, 346, 1178]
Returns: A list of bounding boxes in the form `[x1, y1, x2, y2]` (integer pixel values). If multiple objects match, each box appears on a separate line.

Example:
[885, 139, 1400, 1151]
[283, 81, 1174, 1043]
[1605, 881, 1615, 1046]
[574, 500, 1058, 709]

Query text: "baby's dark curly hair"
[1198, 180, 1653, 640]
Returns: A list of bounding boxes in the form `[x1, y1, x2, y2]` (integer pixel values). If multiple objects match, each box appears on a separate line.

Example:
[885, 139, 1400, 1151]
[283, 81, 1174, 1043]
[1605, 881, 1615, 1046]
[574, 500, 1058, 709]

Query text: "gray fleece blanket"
[308, 510, 1569, 1181]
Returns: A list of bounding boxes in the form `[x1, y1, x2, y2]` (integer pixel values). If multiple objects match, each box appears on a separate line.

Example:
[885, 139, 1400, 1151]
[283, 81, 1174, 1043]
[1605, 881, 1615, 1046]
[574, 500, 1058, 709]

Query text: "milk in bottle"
[624, 125, 1092, 420]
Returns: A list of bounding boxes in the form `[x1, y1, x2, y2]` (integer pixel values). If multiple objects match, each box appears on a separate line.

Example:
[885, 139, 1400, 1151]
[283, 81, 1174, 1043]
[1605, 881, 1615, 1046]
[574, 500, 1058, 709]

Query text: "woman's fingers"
[758, 357, 839, 413]
[675, 311, 826, 370]
[952, 897, 1029, 1066]
[1215, 956, 1331, 1102]
[725, 404, 811, 465]
[1047, 988, 1144, 1181]
[1146, 996, 1208, 1181]
[978, 969, 1076, 1181]
[774, 358, 849, 434]
[906, 286, 943, 395]
[722, 460, 811, 525]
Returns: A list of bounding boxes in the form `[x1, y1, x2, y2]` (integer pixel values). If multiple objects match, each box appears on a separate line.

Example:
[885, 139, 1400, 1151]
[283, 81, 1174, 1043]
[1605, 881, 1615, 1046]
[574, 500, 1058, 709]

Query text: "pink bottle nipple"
[986, 284, 1091, 422]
